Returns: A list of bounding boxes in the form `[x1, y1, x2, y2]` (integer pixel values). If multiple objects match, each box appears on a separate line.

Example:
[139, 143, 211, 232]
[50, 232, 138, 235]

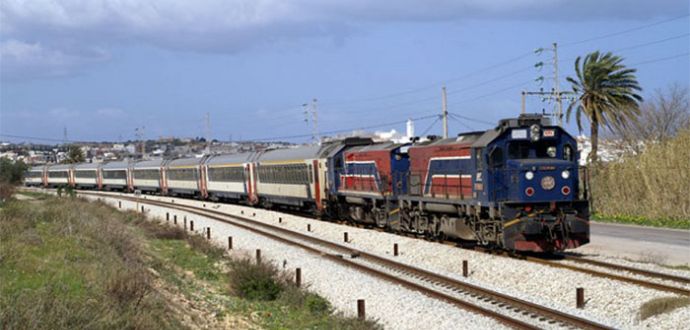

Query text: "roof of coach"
[206, 152, 257, 166]
[133, 159, 166, 169]
[346, 141, 401, 153]
[29, 165, 46, 172]
[102, 160, 131, 170]
[167, 156, 205, 168]
[256, 145, 323, 163]
[74, 162, 100, 170]
[48, 164, 73, 171]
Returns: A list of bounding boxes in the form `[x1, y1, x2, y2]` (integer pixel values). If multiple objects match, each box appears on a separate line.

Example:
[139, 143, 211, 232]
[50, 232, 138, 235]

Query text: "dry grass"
[639, 296, 690, 320]
[0, 197, 181, 329]
[590, 128, 690, 227]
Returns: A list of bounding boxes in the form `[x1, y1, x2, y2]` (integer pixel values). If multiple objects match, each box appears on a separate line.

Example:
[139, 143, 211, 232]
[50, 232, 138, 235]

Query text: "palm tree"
[566, 51, 643, 163]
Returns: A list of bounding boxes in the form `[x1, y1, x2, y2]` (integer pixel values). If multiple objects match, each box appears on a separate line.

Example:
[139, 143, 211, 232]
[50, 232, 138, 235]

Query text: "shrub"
[639, 296, 690, 320]
[305, 293, 331, 315]
[229, 258, 285, 301]
[106, 268, 152, 307]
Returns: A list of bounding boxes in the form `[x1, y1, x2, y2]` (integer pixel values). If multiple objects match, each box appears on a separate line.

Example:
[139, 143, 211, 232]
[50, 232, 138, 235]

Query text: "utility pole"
[441, 86, 448, 139]
[303, 99, 320, 144]
[527, 42, 573, 125]
[135, 126, 145, 159]
[552, 42, 563, 126]
[312, 98, 319, 144]
[204, 112, 211, 155]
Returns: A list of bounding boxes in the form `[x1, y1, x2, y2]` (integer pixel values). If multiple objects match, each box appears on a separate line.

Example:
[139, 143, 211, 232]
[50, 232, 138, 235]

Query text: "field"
[590, 129, 690, 229]
[0, 194, 378, 329]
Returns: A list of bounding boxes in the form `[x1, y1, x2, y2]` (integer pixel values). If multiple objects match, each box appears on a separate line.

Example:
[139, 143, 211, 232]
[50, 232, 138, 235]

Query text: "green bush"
[305, 293, 331, 314]
[229, 258, 285, 301]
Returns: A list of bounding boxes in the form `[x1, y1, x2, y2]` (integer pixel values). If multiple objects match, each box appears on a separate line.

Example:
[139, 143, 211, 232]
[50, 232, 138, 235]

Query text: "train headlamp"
[541, 176, 555, 190]
[525, 171, 534, 180]
[530, 124, 541, 142]
[547, 146, 557, 158]
[561, 170, 570, 179]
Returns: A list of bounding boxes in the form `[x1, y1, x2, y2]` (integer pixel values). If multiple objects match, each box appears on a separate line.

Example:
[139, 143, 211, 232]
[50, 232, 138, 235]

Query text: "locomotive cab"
[477, 114, 590, 252]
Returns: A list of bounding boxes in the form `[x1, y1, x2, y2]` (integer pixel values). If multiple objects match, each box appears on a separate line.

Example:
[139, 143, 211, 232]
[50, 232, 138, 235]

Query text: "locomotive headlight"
[525, 171, 534, 180]
[541, 176, 556, 190]
[561, 170, 570, 179]
[530, 124, 541, 142]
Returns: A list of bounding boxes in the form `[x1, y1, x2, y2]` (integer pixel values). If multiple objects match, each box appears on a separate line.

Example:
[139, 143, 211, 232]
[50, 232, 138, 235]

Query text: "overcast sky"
[1, 0, 688, 143]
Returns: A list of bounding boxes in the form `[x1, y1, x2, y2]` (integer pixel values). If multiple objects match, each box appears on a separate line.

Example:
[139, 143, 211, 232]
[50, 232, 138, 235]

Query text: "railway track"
[561, 255, 690, 286]
[82, 191, 614, 330]
[468, 248, 690, 297]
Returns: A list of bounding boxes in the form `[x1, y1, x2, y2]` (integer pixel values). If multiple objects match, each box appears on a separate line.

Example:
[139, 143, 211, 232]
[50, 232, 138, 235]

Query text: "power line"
[558, 32, 690, 65]
[0, 133, 83, 143]
[631, 52, 690, 66]
[449, 113, 495, 126]
[249, 114, 439, 141]
[448, 114, 475, 131]
[562, 14, 690, 47]
[613, 32, 689, 52]
[420, 116, 442, 136]
[319, 51, 534, 107]
[324, 65, 534, 118]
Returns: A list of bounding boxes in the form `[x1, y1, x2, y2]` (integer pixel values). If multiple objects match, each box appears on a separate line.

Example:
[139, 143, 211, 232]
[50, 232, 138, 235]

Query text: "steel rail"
[525, 257, 690, 296]
[82, 191, 613, 330]
[561, 255, 690, 286]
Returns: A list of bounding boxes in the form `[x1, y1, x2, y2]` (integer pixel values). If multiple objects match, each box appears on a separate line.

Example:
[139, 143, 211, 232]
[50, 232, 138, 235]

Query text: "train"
[24, 114, 590, 252]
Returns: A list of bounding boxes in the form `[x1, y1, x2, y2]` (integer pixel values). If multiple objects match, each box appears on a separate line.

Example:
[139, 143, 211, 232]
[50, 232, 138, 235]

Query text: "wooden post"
[118, 201, 122, 208]
[295, 268, 302, 287]
[174, 215, 177, 224]
[393, 243, 399, 256]
[344, 232, 348, 243]
[256, 249, 262, 264]
[576, 288, 585, 308]
[228, 236, 233, 250]
[357, 299, 366, 320]
[166, 212, 169, 221]
[307, 224, 311, 232]
[463, 260, 468, 277]
[206, 227, 211, 240]
[190, 220, 194, 231]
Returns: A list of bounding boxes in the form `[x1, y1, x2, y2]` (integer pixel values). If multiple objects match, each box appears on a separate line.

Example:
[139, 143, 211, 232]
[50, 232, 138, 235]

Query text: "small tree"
[0, 158, 29, 184]
[618, 84, 689, 142]
[65, 145, 85, 163]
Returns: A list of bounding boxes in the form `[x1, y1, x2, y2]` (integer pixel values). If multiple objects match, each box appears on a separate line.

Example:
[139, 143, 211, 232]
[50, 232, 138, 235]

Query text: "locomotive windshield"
[508, 141, 559, 159]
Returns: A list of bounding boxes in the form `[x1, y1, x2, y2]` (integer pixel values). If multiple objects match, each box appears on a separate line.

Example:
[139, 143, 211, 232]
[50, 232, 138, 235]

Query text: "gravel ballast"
[80, 190, 690, 329]
[86, 194, 508, 330]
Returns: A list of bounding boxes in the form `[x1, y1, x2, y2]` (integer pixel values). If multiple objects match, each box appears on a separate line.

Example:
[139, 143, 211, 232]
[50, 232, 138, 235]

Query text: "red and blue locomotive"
[29, 114, 589, 252]
[333, 114, 589, 252]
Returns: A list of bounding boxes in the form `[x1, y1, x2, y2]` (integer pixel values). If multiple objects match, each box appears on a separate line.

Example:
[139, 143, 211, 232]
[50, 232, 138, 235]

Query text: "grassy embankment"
[590, 129, 690, 230]
[0, 194, 379, 329]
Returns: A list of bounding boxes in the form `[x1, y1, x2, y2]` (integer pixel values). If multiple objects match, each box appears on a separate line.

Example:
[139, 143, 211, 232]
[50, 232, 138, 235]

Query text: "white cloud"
[49, 107, 80, 118]
[0, 39, 109, 80]
[1, 0, 686, 80]
[96, 108, 126, 118]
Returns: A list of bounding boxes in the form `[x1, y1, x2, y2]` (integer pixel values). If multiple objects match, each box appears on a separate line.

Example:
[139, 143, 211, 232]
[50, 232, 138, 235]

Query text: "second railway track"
[83, 191, 614, 330]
